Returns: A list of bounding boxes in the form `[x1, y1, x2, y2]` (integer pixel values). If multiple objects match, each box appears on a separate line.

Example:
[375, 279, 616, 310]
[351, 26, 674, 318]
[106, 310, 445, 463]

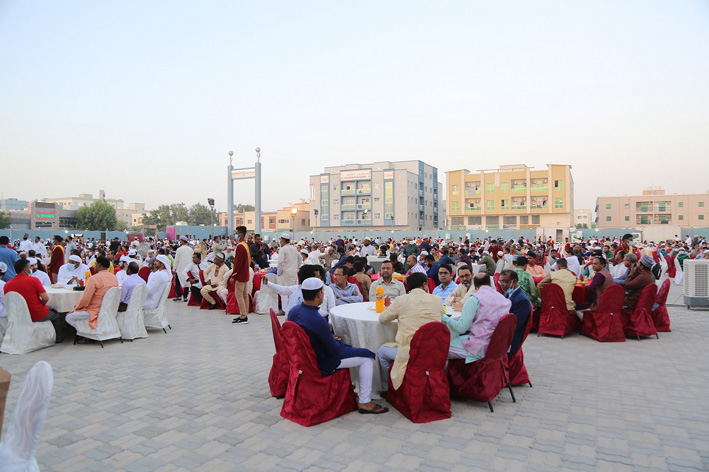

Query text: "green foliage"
[143, 202, 218, 231]
[575, 223, 589, 229]
[233, 203, 255, 212]
[188, 203, 215, 226]
[0, 211, 12, 229]
[75, 201, 119, 231]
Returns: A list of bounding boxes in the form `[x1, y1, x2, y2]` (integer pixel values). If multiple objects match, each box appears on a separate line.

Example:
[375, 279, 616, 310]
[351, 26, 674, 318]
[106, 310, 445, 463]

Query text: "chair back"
[519, 302, 534, 346]
[655, 279, 670, 307]
[484, 313, 517, 361]
[280, 321, 321, 376]
[2, 361, 53, 461]
[156, 282, 171, 310]
[270, 309, 284, 352]
[137, 266, 150, 282]
[347, 276, 364, 297]
[126, 284, 148, 312]
[596, 284, 625, 314]
[407, 322, 449, 371]
[4, 293, 32, 327]
[635, 283, 657, 316]
[96, 287, 121, 330]
[493, 273, 504, 294]
[541, 283, 566, 311]
[427, 278, 436, 293]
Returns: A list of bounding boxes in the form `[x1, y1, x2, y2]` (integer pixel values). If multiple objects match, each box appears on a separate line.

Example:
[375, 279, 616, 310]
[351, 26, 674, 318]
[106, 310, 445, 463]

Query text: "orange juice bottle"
[375, 285, 385, 313]
[85, 270, 91, 284]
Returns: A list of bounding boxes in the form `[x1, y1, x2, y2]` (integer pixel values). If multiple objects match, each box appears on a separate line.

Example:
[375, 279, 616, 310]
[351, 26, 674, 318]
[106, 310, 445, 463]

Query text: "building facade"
[574, 209, 593, 228]
[446, 164, 574, 230]
[596, 187, 709, 228]
[40, 192, 145, 227]
[309, 161, 440, 232]
[219, 200, 311, 234]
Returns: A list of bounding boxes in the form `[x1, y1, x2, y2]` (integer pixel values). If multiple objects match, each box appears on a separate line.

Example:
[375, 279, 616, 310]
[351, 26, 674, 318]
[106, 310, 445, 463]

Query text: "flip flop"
[358, 404, 389, 415]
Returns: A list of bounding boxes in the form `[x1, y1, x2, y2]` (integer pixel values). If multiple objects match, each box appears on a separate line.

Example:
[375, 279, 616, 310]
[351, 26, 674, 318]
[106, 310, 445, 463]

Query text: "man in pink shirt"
[66, 255, 118, 331]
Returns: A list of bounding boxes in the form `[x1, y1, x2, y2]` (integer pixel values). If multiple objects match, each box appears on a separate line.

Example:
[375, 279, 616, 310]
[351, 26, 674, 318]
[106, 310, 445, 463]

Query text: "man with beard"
[445, 264, 474, 306]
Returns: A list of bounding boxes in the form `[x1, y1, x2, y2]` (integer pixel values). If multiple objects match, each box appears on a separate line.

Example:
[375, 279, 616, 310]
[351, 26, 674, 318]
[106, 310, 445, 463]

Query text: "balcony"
[356, 203, 371, 210]
[419, 190, 424, 197]
[419, 205, 424, 211]
[356, 188, 371, 195]
[341, 188, 355, 196]
[530, 185, 548, 193]
[530, 205, 548, 210]
[511, 205, 527, 210]
[342, 218, 372, 226]
[511, 186, 527, 193]
[340, 204, 356, 211]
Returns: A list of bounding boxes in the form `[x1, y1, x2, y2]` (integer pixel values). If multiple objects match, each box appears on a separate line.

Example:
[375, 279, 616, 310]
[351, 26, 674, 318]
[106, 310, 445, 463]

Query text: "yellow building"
[446, 164, 574, 230]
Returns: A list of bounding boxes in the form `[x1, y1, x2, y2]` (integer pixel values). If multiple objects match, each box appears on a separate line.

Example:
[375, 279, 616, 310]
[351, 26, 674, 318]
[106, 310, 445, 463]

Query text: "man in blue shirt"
[331, 267, 363, 306]
[432, 264, 458, 303]
[0, 236, 19, 282]
[288, 277, 388, 415]
[118, 262, 146, 312]
[498, 269, 531, 357]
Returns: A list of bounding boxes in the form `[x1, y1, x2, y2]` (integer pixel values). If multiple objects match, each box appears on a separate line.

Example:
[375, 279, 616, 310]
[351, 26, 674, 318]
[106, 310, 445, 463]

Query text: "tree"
[0, 211, 12, 229]
[189, 203, 215, 226]
[233, 204, 255, 212]
[75, 201, 119, 231]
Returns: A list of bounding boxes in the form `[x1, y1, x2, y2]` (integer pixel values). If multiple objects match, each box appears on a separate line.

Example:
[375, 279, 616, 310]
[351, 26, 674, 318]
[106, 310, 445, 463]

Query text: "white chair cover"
[1, 293, 55, 355]
[143, 283, 170, 331]
[674, 257, 684, 285]
[254, 273, 279, 315]
[0, 361, 54, 472]
[74, 287, 122, 343]
[116, 284, 148, 341]
[0, 317, 7, 347]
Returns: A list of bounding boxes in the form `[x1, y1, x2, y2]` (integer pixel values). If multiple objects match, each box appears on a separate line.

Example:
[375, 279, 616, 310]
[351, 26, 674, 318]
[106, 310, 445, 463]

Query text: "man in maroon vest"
[577, 255, 613, 312]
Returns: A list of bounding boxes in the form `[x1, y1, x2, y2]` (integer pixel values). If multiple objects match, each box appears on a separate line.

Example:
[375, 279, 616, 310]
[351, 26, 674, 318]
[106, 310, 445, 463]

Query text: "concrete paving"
[1, 281, 708, 471]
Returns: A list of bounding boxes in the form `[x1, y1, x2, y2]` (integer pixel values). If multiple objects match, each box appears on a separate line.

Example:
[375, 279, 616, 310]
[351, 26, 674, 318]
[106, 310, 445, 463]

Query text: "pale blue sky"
[1, 1, 707, 214]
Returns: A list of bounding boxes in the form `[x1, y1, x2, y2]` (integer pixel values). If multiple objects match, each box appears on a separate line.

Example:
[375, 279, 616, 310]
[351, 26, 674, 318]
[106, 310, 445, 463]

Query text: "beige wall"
[596, 193, 709, 228]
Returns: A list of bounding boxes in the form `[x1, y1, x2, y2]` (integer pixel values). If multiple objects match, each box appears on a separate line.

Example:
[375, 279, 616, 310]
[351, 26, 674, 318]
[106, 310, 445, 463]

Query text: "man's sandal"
[358, 404, 389, 414]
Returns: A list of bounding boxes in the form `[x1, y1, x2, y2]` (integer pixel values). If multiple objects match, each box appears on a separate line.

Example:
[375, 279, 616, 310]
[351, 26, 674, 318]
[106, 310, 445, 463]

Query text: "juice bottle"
[375, 285, 385, 313]
[85, 270, 91, 285]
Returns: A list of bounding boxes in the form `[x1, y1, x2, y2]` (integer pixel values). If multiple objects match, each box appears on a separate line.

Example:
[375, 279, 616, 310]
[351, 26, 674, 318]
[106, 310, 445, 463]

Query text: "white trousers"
[338, 357, 373, 404]
[66, 310, 90, 329]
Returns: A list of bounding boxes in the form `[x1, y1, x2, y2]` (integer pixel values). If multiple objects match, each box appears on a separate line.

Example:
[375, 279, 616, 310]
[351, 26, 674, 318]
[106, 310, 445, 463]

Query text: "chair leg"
[73, 335, 78, 345]
[163, 328, 167, 334]
[528, 381, 533, 388]
[488, 401, 494, 413]
[655, 333, 659, 339]
[99, 340, 104, 348]
[120, 338, 124, 344]
[507, 382, 516, 403]
[168, 325, 172, 330]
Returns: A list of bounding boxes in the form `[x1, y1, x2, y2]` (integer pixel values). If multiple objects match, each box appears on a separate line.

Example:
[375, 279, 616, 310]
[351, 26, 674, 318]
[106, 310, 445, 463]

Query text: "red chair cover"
[347, 276, 364, 298]
[580, 285, 626, 342]
[268, 309, 289, 398]
[199, 270, 226, 310]
[226, 292, 253, 314]
[387, 322, 451, 423]
[622, 283, 658, 339]
[538, 283, 579, 337]
[665, 254, 676, 278]
[652, 279, 671, 332]
[448, 314, 517, 412]
[427, 278, 436, 293]
[530, 307, 540, 333]
[493, 273, 504, 295]
[137, 266, 150, 282]
[279, 322, 357, 426]
[508, 303, 534, 386]
[168, 274, 178, 299]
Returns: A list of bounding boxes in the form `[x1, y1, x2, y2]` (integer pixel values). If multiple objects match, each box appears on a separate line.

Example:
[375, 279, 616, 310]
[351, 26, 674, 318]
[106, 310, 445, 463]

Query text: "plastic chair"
[143, 282, 172, 333]
[1, 293, 55, 355]
[279, 321, 357, 426]
[581, 285, 626, 342]
[622, 283, 658, 340]
[74, 287, 122, 348]
[448, 313, 518, 412]
[508, 302, 534, 387]
[254, 273, 281, 315]
[116, 284, 149, 341]
[387, 322, 451, 423]
[427, 278, 436, 293]
[268, 309, 289, 398]
[652, 279, 671, 332]
[0, 361, 53, 471]
[493, 273, 504, 294]
[537, 283, 579, 338]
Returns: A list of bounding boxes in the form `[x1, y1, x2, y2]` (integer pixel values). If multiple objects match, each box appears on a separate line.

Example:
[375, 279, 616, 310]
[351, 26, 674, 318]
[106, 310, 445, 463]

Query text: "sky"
[1, 1, 707, 215]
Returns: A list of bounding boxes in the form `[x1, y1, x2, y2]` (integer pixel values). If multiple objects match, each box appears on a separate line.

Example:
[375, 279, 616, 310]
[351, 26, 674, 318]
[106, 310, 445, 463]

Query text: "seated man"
[353, 261, 372, 301]
[445, 264, 473, 307]
[513, 256, 541, 310]
[369, 260, 406, 301]
[28, 257, 51, 287]
[498, 269, 531, 357]
[425, 254, 441, 286]
[115, 256, 132, 286]
[118, 262, 146, 312]
[525, 251, 545, 279]
[377, 273, 445, 391]
[613, 253, 636, 284]
[200, 253, 229, 309]
[443, 273, 511, 362]
[432, 264, 458, 303]
[57, 255, 88, 286]
[576, 256, 613, 312]
[389, 252, 406, 274]
[0, 263, 6, 335]
[264, 264, 336, 319]
[65, 256, 118, 333]
[406, 255, 427, 276]
[331, 266, 363, 306]
[183, 252, 208, 303]
[623, 255, 656, 310]
[289, 277, 388, 414]
[143, 255, 173, 310]
[537, 258, 577, 314]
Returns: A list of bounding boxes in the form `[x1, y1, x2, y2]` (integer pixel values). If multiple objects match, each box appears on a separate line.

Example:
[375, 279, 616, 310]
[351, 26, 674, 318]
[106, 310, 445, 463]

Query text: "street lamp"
[208, 198, 215, 240]
[313, 209, 319, 242]
[290, 207, 298, 236]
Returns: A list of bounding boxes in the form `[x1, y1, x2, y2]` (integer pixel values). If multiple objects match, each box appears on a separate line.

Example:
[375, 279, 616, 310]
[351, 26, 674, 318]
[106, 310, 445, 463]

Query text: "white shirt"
[120, 273, 146, 305]
[116, 270, 128, 286]
[360, 245, 377, 257]
[33, 241, 48, 257]
[0, 280, 6, 318]
[57, 263, 89, 285]
[31, 269, 51, 287]
[19, 239, 33, 253]
[173, 244, 194, 286]
[182, 261, 208, 288]
[268, 281, 336, 319]
[277, 244, 301, 286]
[143, 269, 172, 309]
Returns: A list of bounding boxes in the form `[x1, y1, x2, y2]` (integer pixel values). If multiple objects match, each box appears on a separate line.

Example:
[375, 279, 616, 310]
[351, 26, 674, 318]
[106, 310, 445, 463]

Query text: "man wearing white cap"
[116, 256, 132, 285]
[57, 255, 89, 286]
[288, 277, 388, 415]
[172, 236, 194, 302]
[277, 233, 301, 314]
[300, 248, 314, 265]
[360, 239, 377, 258]
[200, 253, 229, 309]
[28, 257, 51, 287]
[143, 254, 173, 310]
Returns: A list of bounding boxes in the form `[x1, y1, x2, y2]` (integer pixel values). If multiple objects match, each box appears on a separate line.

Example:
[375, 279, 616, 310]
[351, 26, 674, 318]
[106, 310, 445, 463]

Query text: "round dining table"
[45, 287, 83, 313]
[329, 301, 461, 398]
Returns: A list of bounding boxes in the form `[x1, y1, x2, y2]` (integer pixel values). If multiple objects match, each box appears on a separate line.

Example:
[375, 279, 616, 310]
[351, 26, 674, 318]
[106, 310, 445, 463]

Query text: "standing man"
[230, 226, 251, 325]
[47, 235, 65, 283]
[65, 255, 118, 333]
[172, 236, 194, 302]
[32, 236, 48, 259]
[19, 234, 33, 253]
[277, 233, 301, 313]
[0, 236, 19, 282]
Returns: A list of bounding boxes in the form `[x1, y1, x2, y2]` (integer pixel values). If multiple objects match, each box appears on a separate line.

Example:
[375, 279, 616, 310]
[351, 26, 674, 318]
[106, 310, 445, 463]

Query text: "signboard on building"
[231, 168, 256, 180]
[320, 175, 329, 184]
[340, 169, 372, 181]
[383, 170, 394, 180]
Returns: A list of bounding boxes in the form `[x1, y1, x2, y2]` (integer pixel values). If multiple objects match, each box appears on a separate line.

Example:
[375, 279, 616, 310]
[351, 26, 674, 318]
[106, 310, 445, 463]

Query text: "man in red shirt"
[4, 258, 63, 343]
[231, 226, 251, 325]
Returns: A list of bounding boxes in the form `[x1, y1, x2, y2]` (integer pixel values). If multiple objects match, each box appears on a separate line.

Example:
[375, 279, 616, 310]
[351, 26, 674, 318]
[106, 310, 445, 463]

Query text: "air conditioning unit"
[684, 260, 709, 309]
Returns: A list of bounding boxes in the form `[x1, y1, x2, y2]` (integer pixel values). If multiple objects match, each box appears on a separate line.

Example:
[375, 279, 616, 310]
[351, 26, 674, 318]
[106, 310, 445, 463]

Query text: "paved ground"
[1, 281, 708, 471]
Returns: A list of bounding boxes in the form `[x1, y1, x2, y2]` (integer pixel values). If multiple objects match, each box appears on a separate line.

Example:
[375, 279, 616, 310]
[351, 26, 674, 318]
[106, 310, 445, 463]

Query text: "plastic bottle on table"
[375, 285, 385, 313]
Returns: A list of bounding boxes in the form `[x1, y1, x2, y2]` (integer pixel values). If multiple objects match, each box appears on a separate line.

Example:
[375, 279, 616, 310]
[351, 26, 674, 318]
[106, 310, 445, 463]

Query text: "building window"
[606, 204, 611, 209]
[385, 182, 394, 219]
[501, 199, 509, 210]
[679, 215, 684, 221]
[555, 180, 563, 190]
[700, 202, 705, 207]
[486, 183, 494, 194]
[624, 203, 629, 209]
[320, 185, 329, 221]
[624, 216, 629, 221]
[678, 202, 683, 208]
[555, 198, 563, 209]
[451, 185, 459, 195]
[531, 215, 540, 224]
[374, 182, 380, 189]
[501, 183, 509, 193]
[606, 216, 612, 221]
[520, 216, 529, 224]
[452, 201, 459, 212]
[700, 215, 705, 220]
[374, 197, 380, 203]
[334, 215, 339, 221]
[487, 200, 494, 210]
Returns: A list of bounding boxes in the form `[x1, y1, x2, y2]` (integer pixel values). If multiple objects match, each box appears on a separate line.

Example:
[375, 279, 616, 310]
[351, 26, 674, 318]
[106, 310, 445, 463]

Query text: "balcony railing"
[530, 185, 548, 192]
[356, 188, 371, 195]
[511, 187, 527, 192]
[341, 189, 355, 196]
[340, 204, 356, 211]
[466, 206, 481, 211]
[511, 205, 527, 210]
[341, 218, 373, 226]
[356, 203, 371, 210]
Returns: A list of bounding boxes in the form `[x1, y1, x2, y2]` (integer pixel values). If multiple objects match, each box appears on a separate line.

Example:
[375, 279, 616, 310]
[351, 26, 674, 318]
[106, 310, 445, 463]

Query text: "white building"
[40, 192, 145, 227]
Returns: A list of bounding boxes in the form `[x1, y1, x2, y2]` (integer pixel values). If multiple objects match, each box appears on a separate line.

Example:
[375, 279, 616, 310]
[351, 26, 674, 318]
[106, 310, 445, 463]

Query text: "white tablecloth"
[46, 287, 82, 313]
[329, 302, 461, 398]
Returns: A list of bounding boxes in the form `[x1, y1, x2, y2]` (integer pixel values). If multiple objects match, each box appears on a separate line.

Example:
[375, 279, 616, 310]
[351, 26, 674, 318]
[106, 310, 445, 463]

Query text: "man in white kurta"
[57, 255, 89, 286]
[143, 255, 172, 310]
[277, 233, 301, 313]
[172, 236, 194, 301]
